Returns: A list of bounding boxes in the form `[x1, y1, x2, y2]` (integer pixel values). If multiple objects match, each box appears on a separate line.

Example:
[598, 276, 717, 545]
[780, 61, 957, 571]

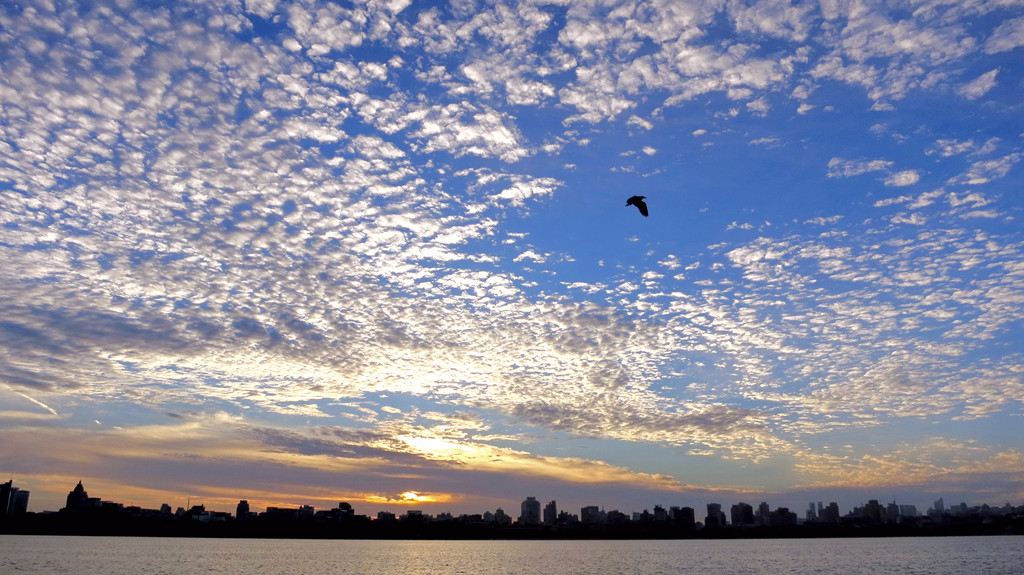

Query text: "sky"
[1, 0, 1022, 519]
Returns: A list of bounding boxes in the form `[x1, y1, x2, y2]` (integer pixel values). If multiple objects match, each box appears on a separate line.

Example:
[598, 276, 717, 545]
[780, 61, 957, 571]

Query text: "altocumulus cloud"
[0, 0, 1022, 512]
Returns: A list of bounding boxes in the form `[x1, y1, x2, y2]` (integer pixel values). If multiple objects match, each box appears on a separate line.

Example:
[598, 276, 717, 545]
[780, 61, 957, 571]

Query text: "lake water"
[1, 535, 1021, 574]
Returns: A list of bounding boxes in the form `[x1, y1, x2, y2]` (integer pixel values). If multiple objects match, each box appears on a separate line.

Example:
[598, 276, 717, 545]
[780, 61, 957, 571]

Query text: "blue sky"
[1, 0, 1022, 517]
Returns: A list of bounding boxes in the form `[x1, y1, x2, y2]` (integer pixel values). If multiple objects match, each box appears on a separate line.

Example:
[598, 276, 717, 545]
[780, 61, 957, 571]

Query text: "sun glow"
[364, 491, 451, 505]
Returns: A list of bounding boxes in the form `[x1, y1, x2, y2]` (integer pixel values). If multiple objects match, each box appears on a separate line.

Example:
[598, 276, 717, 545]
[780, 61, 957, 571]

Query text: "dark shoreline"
[4, 513, 1021, 540]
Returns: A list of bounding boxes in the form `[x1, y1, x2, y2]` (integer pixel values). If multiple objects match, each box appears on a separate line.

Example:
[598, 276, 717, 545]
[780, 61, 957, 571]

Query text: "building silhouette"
[543, 500, 557, 525]
[769, 506, 798, 526]
[705, 503, 726, 528]
[493, 507, 511, 525]
[1, 480, 30, 517]
[236, 500, 252, 520]
[756, 501, 770, 525]
[822, 502, 840, 524]
[731, 502, 754, 526]
[580, 505, 605, 524]
[520, 496, 541, 525]
[671, 506, 695, 530]
[65, 481, 95, 513]
[863, 500, 884, 523]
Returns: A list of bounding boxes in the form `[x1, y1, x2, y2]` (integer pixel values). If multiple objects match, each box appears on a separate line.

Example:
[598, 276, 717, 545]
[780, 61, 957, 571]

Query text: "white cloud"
[958, 209, 1001, 219]
[404, 105, 530, 162]
[514, 249, 546, 263]
[985, 17, 1024, 54]
[658, 255, 683, 270]
[805, 215, 842, 225]
[909, 190, 945, 208]
[891, 212, 927, 225]
[951, 153, 1022, 185]
[958, 69, 999, 100]
[873, 195, 910, 207]
[728, 0, 817, 42]
[827, 158, 893, 178]
[505, 78, 557, 106]
[628, 115, 654, 130]
[946, 192, 991, 209]
[884, 170, 921, 187]
[928, 139, 976, 157]
[746, 98, 770, 116]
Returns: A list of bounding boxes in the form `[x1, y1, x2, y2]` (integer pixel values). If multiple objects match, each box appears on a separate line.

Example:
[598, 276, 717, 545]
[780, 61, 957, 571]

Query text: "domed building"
[64, 481, 93, 512]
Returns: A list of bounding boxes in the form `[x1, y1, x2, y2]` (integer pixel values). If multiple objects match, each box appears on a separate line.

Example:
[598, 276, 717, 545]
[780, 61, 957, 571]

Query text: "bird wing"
[625, 195, 648, 216]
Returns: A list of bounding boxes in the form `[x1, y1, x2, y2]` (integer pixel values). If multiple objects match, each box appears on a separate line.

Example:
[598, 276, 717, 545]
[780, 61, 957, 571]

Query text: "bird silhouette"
[626, 195, 648, 217]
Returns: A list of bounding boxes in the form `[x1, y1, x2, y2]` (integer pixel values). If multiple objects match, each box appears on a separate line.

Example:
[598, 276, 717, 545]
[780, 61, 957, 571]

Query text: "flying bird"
[626, 195, 648, 217]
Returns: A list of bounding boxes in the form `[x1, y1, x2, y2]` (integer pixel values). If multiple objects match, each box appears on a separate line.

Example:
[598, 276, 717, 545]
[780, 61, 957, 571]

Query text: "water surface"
[2, 535, 1021, 574]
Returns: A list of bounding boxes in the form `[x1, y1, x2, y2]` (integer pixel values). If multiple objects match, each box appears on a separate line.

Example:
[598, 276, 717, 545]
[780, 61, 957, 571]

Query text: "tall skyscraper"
[863, 499, 884, 523]
[520, 496, 541, 525]
[731, 502, 754, 526]
[886, 501, 900, 523]
[757, 501, 771, 526]
[822, 502, 840, 524]
[543, 500, 557, 525]
[705, 503, 726, 528]
[0, 480, 25, 517]
[11, 489, 29, 515]
[673, 506, 695, 530]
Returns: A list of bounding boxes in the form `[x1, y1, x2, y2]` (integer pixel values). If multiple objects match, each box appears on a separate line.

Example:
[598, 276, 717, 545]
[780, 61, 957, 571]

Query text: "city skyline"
[4, 475, 1019, 524]
[2, 1, 1023, 518]
[6, 478, 1018, 542]
[19, 477, 1021, 523]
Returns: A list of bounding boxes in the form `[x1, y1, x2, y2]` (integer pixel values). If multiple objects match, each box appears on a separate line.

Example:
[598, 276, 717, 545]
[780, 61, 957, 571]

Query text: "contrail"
[10, 388, 60, 416]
